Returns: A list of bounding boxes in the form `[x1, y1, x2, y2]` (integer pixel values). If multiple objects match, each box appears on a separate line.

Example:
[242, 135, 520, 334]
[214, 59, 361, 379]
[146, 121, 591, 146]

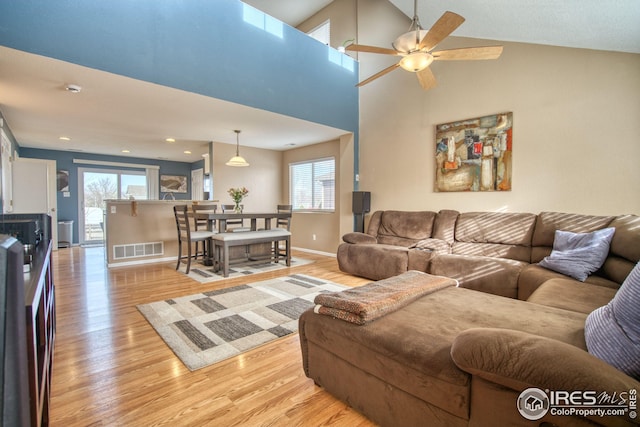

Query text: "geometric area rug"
[137, 274, 347, 371]
[182, 256, 315, 284]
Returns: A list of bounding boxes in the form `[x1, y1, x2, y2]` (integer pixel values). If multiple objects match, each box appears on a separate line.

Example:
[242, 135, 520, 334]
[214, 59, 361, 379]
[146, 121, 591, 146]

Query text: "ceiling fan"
[346, 0, 503, 90]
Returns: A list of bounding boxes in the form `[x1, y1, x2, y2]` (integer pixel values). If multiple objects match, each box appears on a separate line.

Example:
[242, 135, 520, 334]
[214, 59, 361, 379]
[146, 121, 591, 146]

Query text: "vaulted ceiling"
[1, 1, 638, 162]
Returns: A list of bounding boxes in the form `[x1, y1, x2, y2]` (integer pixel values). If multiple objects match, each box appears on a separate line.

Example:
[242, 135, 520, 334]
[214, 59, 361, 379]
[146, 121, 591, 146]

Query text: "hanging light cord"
[235, 130, 241, 155]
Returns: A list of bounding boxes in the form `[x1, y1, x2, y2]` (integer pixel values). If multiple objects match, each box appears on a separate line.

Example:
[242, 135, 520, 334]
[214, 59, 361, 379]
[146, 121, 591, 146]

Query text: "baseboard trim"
[108, 256, 175, 268]
[292, 247, 335, 257]
[107, 248, 333, 268]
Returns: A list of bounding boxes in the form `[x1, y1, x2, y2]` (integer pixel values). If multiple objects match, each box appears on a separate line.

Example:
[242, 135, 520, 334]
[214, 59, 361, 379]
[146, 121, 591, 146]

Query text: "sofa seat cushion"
[337, 243, 409, 281]
[527, 278, 617, 314]
[300, 286, 587, 420]
[429, 254, 528, 298]
[517, 264, 619, 301]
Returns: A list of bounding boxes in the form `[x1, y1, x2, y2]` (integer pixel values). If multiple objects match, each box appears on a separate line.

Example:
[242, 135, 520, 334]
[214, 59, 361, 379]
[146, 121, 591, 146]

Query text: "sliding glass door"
[78, 168, 148, 244]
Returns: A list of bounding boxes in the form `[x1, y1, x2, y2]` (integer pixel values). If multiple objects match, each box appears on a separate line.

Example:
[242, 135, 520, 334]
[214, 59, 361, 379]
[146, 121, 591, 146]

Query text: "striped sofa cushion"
[585, 262, 640, 380]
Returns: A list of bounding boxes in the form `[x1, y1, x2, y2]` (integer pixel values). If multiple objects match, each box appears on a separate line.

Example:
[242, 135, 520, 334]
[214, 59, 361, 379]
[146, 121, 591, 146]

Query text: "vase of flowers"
[228, 187, 249, 213]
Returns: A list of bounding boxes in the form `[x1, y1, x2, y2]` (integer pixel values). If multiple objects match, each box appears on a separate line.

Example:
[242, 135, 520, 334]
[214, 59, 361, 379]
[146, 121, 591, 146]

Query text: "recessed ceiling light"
[166, 138, 175, 143]
[121, 149, 130, 153]
[285, 143, 297, 147]
[184, 150, 192, 154]
[65, 84, 82, 93]
[59, 136, 71, 141]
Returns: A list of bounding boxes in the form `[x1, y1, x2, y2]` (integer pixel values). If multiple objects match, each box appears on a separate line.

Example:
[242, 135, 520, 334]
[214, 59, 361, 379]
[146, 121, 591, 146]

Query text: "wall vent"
[113, 242, 164, 260]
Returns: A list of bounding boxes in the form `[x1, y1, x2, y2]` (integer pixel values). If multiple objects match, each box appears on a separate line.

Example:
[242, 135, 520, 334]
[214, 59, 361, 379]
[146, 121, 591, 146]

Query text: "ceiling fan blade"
[346, 44, 399, 56]
[433, 46, 504, 61]
[418, 11, 465, 52]
[356, 63, 401, 87]
[416, 67, 437, 91]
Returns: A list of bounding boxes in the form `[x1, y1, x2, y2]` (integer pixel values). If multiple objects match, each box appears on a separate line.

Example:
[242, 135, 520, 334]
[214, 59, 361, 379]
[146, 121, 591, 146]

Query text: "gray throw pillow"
[585, 262, 640, 380]
[538, 227, 615, 281]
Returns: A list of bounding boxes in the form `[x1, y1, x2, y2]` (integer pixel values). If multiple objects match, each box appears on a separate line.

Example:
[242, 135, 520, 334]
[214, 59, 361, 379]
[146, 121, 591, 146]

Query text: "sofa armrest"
[342, 232, 377, 244]
[451, 328, 640, 394]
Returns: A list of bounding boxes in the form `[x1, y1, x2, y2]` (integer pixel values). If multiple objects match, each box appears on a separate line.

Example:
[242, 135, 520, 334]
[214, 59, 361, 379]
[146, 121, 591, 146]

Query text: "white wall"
[212, 142, 282, 212]
[282, 139, 343, 253]
[306, 0, 640, 217]
[356, 1, 640, 216]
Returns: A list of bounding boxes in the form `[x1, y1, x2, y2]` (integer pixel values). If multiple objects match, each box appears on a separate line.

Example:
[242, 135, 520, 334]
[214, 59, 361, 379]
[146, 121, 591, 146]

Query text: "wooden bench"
[211, 229, 291, 277]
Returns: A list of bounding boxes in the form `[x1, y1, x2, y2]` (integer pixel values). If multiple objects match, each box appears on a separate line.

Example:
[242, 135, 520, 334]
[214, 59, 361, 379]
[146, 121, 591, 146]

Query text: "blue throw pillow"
[585, 262, 640, 380]
[538, 227, 615, 281]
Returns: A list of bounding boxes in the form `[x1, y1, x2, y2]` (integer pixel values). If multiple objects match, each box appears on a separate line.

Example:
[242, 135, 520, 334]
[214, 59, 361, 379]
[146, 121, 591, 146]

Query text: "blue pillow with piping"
[538, 227, 615, 281]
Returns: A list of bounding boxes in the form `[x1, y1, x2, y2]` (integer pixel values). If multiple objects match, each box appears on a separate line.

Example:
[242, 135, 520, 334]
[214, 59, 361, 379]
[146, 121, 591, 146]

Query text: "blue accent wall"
[20, 147, 193, 244]
[0, 0, 358, 134]
[0, 0, 361, 243]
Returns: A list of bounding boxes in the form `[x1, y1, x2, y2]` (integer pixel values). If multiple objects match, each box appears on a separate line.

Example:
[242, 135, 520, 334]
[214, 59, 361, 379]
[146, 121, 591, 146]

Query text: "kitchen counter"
[104, 199, 218, 267]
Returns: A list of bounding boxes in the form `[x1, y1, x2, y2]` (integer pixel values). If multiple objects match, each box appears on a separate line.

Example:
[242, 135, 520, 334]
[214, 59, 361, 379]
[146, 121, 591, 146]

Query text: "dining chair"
[274, 204, 292, 258]
[221, 204, 249, 232]
[276, 204, 292, 231]
[191, 203, 217, 259]
[174, 205, 216, 274]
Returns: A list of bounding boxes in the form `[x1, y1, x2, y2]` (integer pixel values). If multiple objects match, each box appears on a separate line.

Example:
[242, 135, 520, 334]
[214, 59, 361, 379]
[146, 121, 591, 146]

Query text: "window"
[78, 168, 148, 243]
[242, 3, 283, 38]
[290, 158, 335, 211]
[307, 20, 330, 45]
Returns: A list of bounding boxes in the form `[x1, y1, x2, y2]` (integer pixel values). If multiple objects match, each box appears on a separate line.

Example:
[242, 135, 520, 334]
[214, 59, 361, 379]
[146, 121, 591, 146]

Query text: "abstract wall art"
[160, 175, 187, 193]
[435, 112, 513, 192]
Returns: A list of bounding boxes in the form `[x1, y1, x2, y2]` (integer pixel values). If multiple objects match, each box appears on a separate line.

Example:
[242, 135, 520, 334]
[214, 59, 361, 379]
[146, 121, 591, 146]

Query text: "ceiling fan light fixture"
[399, 51, 434, 72]
[226, 130, 249, 167]
[393, 29, 428, 53]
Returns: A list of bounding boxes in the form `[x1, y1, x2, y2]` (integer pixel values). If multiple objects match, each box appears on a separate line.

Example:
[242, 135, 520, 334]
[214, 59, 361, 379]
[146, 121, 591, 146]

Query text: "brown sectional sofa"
[337, 210, 638, 300]
[300, 210, 640, 426]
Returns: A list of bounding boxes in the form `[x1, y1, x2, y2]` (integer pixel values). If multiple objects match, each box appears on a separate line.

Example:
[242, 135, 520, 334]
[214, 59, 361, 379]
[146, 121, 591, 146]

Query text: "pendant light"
[226, 129, 249, 167]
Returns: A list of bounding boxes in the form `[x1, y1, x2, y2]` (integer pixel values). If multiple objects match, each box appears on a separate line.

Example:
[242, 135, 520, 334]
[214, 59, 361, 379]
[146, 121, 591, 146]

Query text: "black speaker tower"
[352, 191, 371, 232]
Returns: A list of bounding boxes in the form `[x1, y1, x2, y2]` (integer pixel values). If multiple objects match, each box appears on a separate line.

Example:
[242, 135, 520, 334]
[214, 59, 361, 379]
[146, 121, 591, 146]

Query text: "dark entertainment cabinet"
[25, 239, 55, 427]
[1, 213, 55, 427]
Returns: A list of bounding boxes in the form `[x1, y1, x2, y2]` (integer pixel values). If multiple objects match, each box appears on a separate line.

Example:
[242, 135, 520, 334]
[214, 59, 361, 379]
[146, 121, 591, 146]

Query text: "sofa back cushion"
[451, 212, 537, 262]
[531, 212, 640, 285]
[432, 209, 459, 244]
[375, 210, 437, 247]
[601, 215, 640, 284]
[365, 210, 383, 237]
[531, 212, 615, 262]
[538, 228, 616, 281]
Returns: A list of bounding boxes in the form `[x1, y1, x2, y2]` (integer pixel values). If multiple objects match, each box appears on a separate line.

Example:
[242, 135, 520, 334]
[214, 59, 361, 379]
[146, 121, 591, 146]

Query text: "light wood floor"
[50, 246, 375, 427]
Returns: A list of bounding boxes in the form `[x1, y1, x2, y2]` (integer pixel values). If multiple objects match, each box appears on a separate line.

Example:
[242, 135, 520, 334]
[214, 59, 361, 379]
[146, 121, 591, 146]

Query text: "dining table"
[192, 210, 292, 269]
[193, 210, 292, 233]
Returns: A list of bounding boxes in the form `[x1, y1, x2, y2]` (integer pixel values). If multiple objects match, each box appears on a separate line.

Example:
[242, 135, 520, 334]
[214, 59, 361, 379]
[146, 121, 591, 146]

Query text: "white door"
[11, 158, 58, 248]
[191, 168, 204, 201]
[1, 129, 13, 213]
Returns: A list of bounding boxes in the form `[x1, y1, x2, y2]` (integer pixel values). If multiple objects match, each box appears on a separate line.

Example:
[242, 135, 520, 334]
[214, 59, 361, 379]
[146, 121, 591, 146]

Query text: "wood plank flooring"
[50, 247, 375, 426]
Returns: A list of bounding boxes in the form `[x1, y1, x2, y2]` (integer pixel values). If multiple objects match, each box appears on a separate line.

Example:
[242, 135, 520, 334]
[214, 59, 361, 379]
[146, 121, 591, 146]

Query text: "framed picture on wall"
[57, 170, 70, 192]
[160, 175, 187, 193]
[435, 112, 513, 192]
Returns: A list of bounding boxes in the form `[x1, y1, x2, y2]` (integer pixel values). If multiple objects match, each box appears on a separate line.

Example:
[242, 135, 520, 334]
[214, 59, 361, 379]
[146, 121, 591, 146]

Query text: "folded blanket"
[314, 270, 457, 325]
